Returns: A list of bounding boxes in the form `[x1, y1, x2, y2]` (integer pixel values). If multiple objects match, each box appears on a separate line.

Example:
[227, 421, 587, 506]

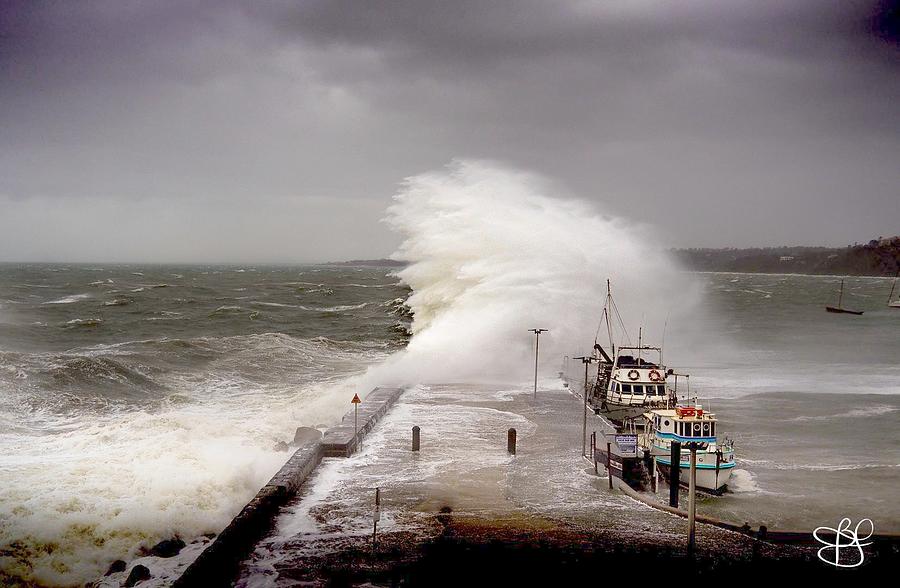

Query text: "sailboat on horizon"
[888, 272, 900, 309]
[825, 279, 864, 315]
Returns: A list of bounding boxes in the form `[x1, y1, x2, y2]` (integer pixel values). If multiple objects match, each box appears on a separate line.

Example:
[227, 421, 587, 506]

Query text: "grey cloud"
[0, 0, 898, 262]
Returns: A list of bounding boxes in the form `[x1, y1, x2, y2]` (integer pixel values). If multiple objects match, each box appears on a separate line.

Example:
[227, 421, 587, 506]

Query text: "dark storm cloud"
[0, 1, 898, 261]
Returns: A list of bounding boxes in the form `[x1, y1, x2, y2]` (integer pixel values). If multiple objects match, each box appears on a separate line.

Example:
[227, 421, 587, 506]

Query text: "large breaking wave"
[371, 159, 699, 385]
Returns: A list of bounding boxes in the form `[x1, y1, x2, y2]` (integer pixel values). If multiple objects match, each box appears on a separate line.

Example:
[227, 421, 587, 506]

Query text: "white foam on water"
[44, 293, 91, 304]
[728, 469, 762, 493]
[0, 336, 389, 586]
[789, 405, 898, 421]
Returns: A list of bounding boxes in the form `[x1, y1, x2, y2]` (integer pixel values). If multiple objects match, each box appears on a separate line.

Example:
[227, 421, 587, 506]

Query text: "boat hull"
[825, 306, 864, 315]
[656, 460, 733, 494]
[594, 400, 668, 424]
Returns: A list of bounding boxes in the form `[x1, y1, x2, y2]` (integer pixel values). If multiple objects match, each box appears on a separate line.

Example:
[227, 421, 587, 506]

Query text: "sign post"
[614, 434, 638, 457]
[372, 487, 381, 550]
[351, 393, 361, 451]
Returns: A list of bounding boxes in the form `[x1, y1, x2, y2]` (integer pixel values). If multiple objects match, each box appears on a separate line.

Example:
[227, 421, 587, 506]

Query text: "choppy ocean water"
[0, 263, 410, 585]
[1, 264, 898, 585]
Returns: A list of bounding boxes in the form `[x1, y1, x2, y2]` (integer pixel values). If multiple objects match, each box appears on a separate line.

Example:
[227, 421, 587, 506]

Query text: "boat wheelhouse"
[592, 345, 674, 423]
[644, 405, 735, 493]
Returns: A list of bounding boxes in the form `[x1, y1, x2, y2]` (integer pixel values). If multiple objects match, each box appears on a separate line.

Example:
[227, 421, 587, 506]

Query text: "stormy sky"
[1, 0, 898, 263]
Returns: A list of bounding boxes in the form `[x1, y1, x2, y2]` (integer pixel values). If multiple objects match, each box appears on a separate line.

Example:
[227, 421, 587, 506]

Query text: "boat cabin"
[651, 406, 717, 444]
[600, 345, 673, 409]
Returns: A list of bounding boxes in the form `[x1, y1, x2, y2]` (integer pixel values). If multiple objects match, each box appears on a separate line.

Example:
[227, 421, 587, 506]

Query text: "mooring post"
[645, 449, 657, 493]
[507, 428, 517, 455]
[669, 441, 681, 508]
[606, 442, 613, 489]
[412, 426, 420, 452]
[752, 525, 767, 562]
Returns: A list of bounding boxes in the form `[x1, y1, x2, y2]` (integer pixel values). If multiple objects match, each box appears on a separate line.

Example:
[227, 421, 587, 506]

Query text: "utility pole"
[528, 329, 548, 399]
[574, 355, 598, 456]
[683, 441, 706, 556]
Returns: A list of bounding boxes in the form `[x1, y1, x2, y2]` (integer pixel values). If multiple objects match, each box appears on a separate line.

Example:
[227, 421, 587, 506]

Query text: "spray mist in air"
[367, 159, 700, 387]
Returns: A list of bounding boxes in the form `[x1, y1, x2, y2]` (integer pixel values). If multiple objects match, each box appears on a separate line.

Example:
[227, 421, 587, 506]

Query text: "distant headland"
[325, 237, 900, 276]
[673, 236, 900, 276]
[324, 259, 407, 267]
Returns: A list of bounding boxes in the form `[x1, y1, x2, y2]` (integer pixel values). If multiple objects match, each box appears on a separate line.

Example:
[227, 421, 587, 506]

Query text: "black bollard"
[412, 426, 420, 452]
[607, 442, 613, 489]
[752, 525, 767, 562]
[507, 428, 517, 455]
[669, 441, 681, 508]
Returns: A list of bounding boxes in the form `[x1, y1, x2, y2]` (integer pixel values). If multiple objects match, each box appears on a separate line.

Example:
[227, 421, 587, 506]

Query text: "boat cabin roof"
[615, 355, 660, 368]
[651, 407, 716, 421]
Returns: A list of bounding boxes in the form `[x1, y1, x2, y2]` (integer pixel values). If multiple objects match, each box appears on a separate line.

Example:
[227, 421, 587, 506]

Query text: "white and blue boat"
[643, 404, 735, 493]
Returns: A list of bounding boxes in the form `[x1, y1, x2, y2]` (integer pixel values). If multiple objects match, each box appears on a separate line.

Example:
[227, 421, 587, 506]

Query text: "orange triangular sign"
[351, 393, 361, 404]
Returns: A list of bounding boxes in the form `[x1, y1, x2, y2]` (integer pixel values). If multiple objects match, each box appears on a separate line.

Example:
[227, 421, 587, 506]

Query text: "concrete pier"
[321, 387, 404, 457]
[232, 384, 775, 586]
[174, 387, 403, 587]
[172, 382, 900, 586]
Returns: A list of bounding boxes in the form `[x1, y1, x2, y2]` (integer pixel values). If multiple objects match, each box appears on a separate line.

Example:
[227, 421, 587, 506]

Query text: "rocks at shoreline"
[275, 426, 324, 452]
[104, 560, 126, 576]
[293, 426, 323, 446]
[123, 564, 150, 587]
[149, 538, 186, 558]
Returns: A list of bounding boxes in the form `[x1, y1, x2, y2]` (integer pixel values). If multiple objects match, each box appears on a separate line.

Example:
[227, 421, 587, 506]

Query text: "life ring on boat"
[693, 423, 701, 432]
[627, 369, 640, 381]
[648, 369, 662, 382]
[703, 423, 711, 433]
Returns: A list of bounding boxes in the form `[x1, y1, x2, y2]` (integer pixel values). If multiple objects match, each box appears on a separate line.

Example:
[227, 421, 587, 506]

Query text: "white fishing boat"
[591, 345, 673, 423]
[642, 404, 735, 493]
[581, 281, 675, 424]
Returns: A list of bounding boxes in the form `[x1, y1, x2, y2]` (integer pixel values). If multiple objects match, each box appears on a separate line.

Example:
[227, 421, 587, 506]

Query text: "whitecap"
[789, 405, 898, 422]
[728, 469, 761, 493]
[44, 294, 91, 304]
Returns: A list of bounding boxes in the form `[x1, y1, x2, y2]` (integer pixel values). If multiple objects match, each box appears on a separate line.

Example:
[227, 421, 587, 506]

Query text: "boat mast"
[838, 280, 844, 308]
[637, 327, 642, 365]
[888, 272, 898, 305]
[606, 279, 614, 355]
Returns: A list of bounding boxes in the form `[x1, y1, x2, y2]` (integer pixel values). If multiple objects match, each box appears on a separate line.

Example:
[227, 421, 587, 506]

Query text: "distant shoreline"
[673, 236, 899, 277]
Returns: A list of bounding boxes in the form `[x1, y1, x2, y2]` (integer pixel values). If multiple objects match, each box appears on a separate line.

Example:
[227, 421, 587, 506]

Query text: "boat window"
[657, 385, 666, 396]
[711, 423, 716, 436]
[632, 385, 643, 395]
[615, 382, 621, 392]
[621, 384, 632, 393]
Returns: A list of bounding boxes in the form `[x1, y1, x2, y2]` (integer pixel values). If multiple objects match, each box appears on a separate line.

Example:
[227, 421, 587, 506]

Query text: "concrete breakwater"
[173, 387, 403, 587]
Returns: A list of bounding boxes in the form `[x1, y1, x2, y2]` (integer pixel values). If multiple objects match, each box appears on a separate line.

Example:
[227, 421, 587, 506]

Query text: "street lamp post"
[574, 355, 598, 457]
[528, 328, 548, 399]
